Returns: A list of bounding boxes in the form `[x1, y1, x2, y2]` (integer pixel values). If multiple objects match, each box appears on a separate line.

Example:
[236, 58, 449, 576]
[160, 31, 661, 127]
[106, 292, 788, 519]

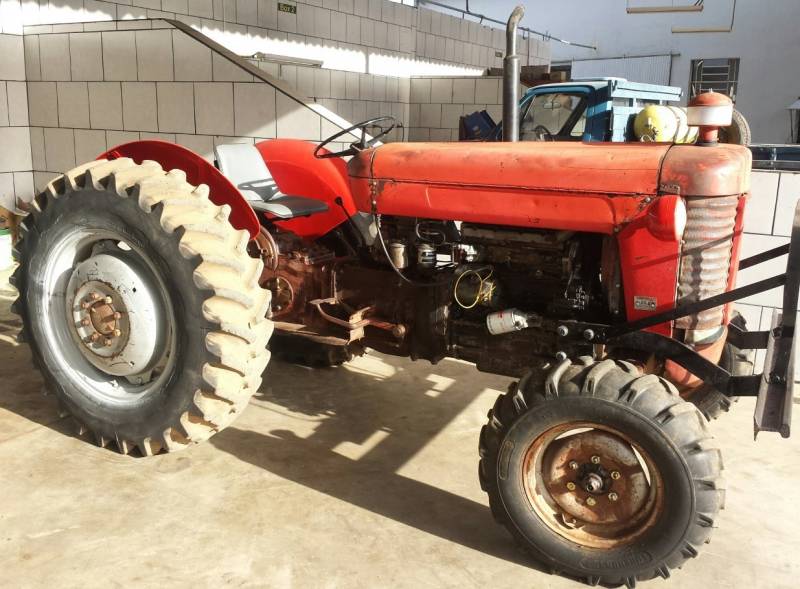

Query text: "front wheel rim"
[37, 226, 177, 406]
[522, 421, 664, 549]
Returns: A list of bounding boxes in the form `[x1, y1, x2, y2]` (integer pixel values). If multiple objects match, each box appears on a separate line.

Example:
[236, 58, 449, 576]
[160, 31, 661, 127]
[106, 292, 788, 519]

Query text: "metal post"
[503, 6, 525, 142]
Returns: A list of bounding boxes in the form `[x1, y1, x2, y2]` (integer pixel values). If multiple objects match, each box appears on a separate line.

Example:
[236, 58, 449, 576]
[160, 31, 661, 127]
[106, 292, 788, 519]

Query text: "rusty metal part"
[522, 423, 663, 549]
[266, 276, 293, 313]
[256, 226, 280, 272]
[675, 195, 739, 331]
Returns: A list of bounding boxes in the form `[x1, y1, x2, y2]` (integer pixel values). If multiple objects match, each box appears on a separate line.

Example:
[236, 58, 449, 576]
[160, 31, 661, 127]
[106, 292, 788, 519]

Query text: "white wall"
[434, 0, 800, 144]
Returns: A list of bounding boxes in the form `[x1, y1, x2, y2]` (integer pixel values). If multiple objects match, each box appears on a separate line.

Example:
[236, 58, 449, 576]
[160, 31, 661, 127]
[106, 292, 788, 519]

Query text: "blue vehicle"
[463, 77, 695, 142]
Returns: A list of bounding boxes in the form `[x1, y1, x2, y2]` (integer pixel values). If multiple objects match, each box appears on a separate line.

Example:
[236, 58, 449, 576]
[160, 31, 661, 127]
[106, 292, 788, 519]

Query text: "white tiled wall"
[406, 76, 522, 141]
[4, 0, 550, 78]
[734, 169, 800, 373]
[23, 19, 361, 193]
[0, 28, 33, 210]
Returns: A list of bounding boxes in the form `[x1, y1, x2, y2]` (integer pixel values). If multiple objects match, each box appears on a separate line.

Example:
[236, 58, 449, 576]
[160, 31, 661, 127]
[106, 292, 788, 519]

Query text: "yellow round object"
[634, 105, 699, 143]
[634, 105, 678, 142]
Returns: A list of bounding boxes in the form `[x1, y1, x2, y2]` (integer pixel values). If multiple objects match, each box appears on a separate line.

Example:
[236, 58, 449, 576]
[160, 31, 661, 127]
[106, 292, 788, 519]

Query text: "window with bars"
[689, 58, 740, 101]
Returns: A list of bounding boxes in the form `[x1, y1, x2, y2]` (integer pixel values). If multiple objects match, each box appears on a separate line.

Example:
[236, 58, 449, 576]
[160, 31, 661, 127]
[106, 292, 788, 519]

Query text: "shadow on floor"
[0, 298, 72, 440]
[210, 355, 544, 569]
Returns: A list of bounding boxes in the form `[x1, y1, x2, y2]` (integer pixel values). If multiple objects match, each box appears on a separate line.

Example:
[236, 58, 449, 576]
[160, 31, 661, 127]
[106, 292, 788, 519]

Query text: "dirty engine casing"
[264, 218, 609, 378]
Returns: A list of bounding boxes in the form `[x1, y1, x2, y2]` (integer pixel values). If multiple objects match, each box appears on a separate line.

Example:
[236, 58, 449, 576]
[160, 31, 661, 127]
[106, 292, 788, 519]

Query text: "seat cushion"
[214, 143, 329, 218]
[249, 196, 330, 219]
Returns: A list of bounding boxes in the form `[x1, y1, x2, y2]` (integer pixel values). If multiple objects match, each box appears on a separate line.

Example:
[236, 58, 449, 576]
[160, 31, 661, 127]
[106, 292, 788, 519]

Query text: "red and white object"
[687, 91, 734, 144]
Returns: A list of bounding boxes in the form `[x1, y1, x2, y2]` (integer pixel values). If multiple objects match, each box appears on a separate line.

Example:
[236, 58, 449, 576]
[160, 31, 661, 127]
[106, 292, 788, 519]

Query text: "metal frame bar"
[558, 201, 800, 436]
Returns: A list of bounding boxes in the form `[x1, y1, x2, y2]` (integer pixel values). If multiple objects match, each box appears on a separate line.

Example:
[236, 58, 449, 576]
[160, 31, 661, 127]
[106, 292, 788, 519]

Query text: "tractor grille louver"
[675, 195, 740, 330]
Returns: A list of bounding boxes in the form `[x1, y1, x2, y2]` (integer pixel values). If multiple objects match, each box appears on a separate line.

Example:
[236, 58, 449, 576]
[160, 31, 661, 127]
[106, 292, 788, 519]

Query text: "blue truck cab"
[478, 77, 684, 142]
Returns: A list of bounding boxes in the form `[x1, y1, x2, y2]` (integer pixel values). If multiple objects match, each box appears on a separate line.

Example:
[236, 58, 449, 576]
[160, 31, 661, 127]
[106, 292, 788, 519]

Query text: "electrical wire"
[453, 266, 495, 309]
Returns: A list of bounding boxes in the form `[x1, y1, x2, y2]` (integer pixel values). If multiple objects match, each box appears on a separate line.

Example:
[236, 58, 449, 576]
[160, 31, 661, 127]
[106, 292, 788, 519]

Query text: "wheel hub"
[542, 430, 649, 526]
[66, 250, 167, 379]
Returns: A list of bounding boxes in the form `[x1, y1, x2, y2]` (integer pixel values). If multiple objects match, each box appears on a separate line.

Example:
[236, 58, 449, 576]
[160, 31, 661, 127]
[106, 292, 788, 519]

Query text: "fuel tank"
[347, 141, 750, 234]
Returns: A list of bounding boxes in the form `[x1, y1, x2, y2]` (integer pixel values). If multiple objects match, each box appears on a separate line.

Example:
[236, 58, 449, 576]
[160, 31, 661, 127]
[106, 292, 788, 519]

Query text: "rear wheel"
[11, 158, 272, 455]
[479, 358, 724, 587]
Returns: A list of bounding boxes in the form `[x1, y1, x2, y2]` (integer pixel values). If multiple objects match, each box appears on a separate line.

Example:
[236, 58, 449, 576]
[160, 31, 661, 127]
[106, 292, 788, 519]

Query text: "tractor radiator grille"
[675, 195, 740, 330]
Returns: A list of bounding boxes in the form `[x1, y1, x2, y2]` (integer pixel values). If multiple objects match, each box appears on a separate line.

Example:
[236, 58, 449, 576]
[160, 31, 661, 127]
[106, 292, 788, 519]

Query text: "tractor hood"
[347, 141, 751, 234]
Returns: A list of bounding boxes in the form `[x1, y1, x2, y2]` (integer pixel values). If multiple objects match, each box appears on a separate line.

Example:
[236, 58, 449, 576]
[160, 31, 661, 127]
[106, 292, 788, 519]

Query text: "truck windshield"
[520, 93, 588, 141]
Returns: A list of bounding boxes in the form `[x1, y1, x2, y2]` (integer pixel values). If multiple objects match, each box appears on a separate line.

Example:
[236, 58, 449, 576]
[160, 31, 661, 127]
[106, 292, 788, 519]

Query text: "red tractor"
[10, 7, 795, 587]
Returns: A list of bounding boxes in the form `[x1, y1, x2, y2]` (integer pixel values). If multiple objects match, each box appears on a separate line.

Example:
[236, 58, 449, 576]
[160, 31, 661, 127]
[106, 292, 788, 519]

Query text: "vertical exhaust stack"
[503, 5, 525, 142]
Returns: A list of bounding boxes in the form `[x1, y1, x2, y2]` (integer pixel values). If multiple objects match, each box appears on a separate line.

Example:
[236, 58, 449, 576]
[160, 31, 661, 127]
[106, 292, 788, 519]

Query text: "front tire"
[11, 158, 273, 455]
[479, 358, 724, 587]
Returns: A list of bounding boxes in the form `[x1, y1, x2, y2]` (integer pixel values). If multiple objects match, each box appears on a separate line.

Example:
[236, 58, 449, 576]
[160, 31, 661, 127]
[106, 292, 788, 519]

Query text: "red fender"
[98, 140, 261, 239]
[255, 139, 355, 240]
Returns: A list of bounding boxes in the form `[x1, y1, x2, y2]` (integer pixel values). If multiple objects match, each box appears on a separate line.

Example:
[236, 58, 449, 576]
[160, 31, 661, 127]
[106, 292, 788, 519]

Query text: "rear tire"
[479, 358, 724, 587]
[718, 109, 751, 146]
[11, 158, 272, 455]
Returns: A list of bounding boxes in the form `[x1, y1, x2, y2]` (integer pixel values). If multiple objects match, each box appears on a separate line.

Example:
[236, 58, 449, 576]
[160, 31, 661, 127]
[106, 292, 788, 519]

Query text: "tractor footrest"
[754, 313, 795, 439]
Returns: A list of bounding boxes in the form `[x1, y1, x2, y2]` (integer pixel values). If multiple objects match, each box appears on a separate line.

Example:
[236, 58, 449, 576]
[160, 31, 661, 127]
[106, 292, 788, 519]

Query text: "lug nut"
[591, 455, 601, 464]
[104, 338, 113, 347]
[113, 312, 122, 319]
[112, 329, 122, 337]
[568, 461, 579, 470]
[611, 471, 621, 480]
[81, 318, 91, 326]
[91, 293, 101, 300]
[81, 301, 90, 309]
[583, 329, 595, 341]
[586, 497, 597, 507]
[90, 333, 100, 342]
[566, 482, 576, 491]
[555, 351, 568, 362]
[556, 325, 569, 337]
[104, 296, 113, 304]
[608, 492, 619, 502]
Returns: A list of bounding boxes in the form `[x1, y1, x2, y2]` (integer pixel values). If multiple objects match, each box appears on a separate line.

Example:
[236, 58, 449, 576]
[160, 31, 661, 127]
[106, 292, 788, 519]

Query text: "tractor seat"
[213, 143, 328, 219]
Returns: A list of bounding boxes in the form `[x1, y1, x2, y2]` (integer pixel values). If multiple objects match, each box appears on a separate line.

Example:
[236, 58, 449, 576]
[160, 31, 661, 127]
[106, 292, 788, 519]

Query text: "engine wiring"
[454, 266, 496, 309]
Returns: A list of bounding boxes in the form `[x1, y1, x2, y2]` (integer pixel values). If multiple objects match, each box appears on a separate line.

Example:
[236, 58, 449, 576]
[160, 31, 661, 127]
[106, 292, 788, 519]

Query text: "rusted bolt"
[568, 460, 579, 470]
[566, 482, 576, 491]
[611, 471, 621, 480]
[586, 497, 597, 507]
[608, 492, 619, 502]
[591, 455, 601, 464]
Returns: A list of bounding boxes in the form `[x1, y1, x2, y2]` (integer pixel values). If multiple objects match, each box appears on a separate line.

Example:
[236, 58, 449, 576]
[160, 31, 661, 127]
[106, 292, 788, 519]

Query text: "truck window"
[520, 93, 588, 141]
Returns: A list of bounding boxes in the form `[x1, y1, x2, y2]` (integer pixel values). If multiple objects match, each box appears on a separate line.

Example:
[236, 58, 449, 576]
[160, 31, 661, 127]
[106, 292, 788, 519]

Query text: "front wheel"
[479, 358, 724, 587]
[12, 158, 273, 455]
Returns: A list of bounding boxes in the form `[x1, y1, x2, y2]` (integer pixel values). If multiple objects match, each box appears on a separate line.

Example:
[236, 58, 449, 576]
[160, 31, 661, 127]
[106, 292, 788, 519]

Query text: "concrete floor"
[0, 266, 798, 589]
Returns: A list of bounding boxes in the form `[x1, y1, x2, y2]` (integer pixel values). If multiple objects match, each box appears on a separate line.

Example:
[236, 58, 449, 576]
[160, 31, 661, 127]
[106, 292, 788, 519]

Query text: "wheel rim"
[37, 226, 177, 406]
[522, 422, 664, 549]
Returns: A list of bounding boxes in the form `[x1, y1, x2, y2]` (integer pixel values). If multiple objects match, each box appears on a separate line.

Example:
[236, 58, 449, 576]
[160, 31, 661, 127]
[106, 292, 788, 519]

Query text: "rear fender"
[255, 139, 355, 240]
[98, 140, 261, 239]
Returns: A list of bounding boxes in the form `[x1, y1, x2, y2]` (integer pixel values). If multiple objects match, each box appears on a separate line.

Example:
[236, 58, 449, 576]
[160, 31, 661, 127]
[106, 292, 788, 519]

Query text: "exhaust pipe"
[502, 5, 525, 142]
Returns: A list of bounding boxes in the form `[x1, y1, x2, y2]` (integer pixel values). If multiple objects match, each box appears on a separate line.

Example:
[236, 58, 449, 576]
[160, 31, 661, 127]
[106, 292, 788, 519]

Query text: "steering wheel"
[532, 124, 554, 141]
[314, 116, 398, 159]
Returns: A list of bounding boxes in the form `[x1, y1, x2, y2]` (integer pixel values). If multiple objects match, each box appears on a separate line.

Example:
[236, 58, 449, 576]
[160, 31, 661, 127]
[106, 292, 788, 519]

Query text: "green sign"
[278, 2, 296, 14]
